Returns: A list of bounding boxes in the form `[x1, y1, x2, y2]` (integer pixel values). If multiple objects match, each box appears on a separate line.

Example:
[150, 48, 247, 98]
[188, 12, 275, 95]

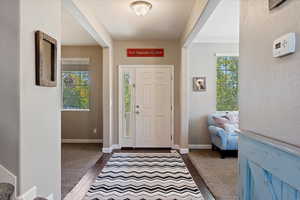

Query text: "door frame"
[118, 65, 174, 148]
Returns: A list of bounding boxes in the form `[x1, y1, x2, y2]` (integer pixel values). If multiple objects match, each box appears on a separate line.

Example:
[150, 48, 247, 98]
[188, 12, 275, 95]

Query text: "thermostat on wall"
[273, 32, 296, 58]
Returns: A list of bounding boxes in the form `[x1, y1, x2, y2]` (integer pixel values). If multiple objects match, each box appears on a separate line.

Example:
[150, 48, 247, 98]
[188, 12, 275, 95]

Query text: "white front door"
[135, 68, 172, 147]
[119, 65, 173, 148]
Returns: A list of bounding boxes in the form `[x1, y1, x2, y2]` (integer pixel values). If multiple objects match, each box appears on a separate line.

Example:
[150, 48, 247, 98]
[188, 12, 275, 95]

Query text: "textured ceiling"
[81, 0, 196, 40]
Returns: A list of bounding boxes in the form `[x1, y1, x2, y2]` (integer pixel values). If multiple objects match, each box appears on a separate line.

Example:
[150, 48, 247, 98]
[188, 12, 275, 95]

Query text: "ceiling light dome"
[130, 1, 152, 16]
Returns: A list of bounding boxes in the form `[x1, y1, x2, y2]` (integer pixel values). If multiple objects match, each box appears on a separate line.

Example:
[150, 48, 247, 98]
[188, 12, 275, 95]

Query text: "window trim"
[61, 70, 90, 111]
[215, 53, 239, 57]
[61, 109, 90, 112]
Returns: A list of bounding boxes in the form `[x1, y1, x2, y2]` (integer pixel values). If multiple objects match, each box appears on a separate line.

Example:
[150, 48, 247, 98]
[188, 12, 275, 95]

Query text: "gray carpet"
[189, 150, 238, 200]
[61, 143, 103, 199]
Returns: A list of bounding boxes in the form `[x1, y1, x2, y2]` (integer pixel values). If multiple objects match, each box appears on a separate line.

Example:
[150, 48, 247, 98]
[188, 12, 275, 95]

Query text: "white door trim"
[118, 65, 174, 148]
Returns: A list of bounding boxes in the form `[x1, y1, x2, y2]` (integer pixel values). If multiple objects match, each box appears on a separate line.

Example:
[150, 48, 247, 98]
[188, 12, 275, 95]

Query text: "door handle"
[135, 105, 140, 114]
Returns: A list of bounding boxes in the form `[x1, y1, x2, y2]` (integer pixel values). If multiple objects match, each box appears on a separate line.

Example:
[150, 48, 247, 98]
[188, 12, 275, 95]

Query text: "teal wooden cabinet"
[239, 132, 300, 200]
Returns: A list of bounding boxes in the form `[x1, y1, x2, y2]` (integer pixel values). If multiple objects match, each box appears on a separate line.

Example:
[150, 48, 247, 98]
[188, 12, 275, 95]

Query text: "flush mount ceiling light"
[130, 1, 152, 16]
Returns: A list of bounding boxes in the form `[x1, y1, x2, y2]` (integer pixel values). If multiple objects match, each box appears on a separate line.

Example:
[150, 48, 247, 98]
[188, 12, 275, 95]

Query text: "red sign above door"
[127, 48, 164, 57]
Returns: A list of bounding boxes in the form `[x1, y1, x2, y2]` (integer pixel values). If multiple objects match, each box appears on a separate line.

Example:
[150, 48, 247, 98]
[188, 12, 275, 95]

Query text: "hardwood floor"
[63, 153, 111, 200]
[63, 148, 215, 200]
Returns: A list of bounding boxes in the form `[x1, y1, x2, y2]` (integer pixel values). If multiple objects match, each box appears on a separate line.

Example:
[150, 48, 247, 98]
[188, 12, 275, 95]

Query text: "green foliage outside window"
[62, 71, 89, 110]
[216, 56, 239, 111]
[124, 73, 132, 113]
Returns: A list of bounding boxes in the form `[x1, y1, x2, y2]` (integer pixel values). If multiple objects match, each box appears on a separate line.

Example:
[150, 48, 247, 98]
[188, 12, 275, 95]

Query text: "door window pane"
[123, 72, 133, 137]
[124, 73, 132, 113]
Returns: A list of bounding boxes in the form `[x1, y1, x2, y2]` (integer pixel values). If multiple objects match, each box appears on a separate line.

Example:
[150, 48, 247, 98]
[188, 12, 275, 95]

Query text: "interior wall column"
[179, 47, 189, 153]
[179, 0, 221, 154]
[102, 47, 113, 151]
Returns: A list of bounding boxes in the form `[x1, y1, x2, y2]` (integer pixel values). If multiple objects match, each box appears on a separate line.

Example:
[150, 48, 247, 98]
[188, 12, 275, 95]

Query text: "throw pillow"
[212, 116, 230, 129]
[213, 115, 240, 133]
[226, 112, 239, 124]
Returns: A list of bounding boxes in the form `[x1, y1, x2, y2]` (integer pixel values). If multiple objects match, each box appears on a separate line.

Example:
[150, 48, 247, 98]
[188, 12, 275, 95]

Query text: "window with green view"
[216, 56, 239, 111]
[62, 71, 90, 110]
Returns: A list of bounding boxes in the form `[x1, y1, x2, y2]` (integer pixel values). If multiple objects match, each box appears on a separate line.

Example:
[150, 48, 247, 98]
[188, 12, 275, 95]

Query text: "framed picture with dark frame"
[35, 30, 57, 87]
[269, 0, 287, 10]
[193, 77, 206, 92]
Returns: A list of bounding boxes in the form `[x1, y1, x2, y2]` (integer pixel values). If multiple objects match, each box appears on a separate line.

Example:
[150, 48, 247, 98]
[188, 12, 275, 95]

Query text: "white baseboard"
[17, 187, 54, 200]
[62, 139, 103, 144]
[102, 144, 121, 153]
[102, 147, 112, 153]
[18, 186, 37, 200]
[111, 144, 121, 150]
[172, 144, 180, 150]
[189, 144, 212, 150]
[103, 144, 210, 154]
[180, 148, 189, 154]
[173, 145, 190, 154]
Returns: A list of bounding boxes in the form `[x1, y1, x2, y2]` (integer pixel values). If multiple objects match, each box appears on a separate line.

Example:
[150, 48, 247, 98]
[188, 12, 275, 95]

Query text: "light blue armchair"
[208, 112, 239, 158]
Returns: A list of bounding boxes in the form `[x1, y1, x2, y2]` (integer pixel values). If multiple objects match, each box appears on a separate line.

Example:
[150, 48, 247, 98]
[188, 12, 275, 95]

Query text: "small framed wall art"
[35, 30, 57, 87]
[193, 77, 206, 92]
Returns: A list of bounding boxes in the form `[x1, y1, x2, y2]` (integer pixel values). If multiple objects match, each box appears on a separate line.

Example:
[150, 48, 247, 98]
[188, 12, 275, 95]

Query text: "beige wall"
[240, 0, 300, 147]
[61, 46, 103, 140]
[113, 40, 181, 145]
[0, 0, 20, 178]
[64, 0, 114, 150]
[188, 43, 239, 145]
[19, 0, 61, 198]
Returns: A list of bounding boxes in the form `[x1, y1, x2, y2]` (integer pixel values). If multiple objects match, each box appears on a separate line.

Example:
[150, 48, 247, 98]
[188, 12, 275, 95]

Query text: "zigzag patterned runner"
[85, 152, 204, 200]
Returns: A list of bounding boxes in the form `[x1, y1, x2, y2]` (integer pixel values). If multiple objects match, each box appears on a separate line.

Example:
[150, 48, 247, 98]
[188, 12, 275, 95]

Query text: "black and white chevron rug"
[85, 151, 204, 200]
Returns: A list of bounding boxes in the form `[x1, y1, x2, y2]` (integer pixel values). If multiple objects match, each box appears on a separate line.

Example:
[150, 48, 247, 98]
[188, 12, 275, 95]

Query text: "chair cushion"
[226, 134, 239, 150]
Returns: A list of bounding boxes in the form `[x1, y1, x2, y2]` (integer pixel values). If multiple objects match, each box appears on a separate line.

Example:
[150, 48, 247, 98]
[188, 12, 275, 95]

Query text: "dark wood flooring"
[63, 148, 215, 200]
[63, 153, 110, 200]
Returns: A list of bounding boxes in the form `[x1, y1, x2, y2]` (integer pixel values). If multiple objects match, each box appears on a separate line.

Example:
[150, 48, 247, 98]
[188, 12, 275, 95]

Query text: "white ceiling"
[193, 0, 240, 43]
[62, 7, 98, 45]
[81, 0, 196, 40]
